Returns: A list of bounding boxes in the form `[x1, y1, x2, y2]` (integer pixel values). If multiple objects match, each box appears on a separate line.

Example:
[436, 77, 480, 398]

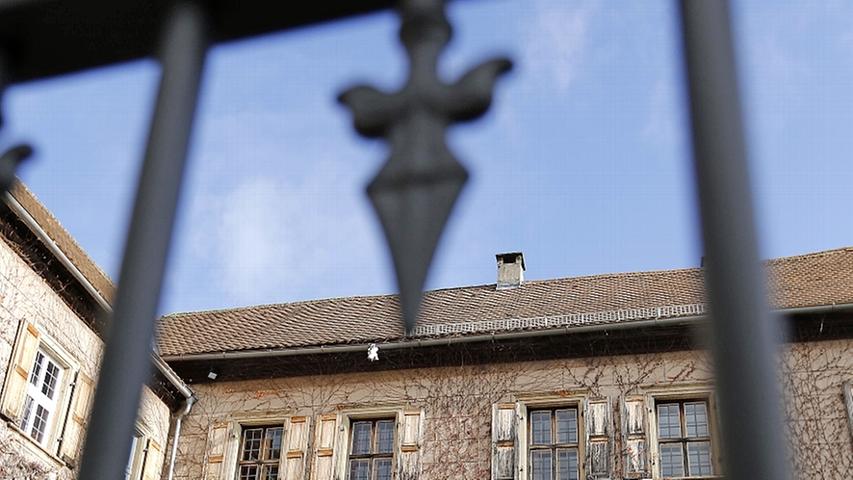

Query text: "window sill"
[6, 420, 67, 470]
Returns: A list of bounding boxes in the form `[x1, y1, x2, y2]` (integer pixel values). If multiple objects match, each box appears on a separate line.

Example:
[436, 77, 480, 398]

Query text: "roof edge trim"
[4, 192, 193, 400]
[5, 191, 111, 311]
[161, 302, 853, 363]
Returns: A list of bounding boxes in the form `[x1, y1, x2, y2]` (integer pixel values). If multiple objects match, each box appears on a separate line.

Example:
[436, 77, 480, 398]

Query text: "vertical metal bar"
[678, 2, 789, 479]
[0, 51, 33, 194]
[77, 3, 208, 479]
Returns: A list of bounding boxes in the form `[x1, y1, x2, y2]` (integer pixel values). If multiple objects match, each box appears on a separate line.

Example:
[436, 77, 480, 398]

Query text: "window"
[237, 425, 283, 480]
[19, 349, 64, 446]
[655, 400, 714, 478]
[348, 418, 395, 480]
[528, 407, 580, 480]
[125, 430, 144, 480]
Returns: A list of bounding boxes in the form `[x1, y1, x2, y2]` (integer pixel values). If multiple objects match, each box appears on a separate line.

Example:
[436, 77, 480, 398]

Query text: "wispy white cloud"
[174, 108, 386, 307]
[520, 0, 597, 94]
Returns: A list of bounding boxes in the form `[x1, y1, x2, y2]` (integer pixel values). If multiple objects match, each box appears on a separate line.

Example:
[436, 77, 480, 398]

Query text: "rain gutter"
[161, 303, 853, 363]
[3, 192, 194, 400]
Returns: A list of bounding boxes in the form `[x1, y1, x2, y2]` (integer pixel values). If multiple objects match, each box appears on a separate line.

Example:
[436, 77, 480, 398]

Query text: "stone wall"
[0, 239, 172, 479]
[171, 340, 852, 480]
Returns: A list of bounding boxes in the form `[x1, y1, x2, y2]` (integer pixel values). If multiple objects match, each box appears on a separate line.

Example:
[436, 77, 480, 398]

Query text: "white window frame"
[235, 423, 286, 480]
[516, 394, 587, 480]
[14, 336, 76, 458]
[125, 425, 149, 480]
[646, 386, 722, 480]
[332, 406, 407, 480]
[217, 412, 313, 480]
[345, 417, 396, 480]
[19, 347, 65, 447]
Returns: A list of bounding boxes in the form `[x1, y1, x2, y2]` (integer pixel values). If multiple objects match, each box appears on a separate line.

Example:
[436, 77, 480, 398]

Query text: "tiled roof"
[3, 182, 191, 400]
[156, 247, 853, 357]
[5, 182, 115, 302]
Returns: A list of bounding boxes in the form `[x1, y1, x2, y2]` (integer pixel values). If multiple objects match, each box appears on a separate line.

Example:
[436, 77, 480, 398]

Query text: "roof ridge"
[522, 266, 702, 285]
[162, 294, 397, 319]
[161, 283, 514, 320]
[161, 246, 853, 320]
[765, 246, 853, 265]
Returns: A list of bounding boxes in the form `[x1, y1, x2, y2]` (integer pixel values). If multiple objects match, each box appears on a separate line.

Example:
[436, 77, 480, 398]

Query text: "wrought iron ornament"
[0, 145, 32, 193]
[339, 0, 511, 334]
[0, 53, 33, 194]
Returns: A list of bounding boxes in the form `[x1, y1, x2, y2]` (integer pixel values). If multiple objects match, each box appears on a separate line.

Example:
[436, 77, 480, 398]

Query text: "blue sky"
[4, 0, 853, 315]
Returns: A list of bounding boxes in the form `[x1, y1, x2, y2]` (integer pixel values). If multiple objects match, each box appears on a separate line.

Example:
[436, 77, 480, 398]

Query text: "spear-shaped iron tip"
[0, 144, 33, 193]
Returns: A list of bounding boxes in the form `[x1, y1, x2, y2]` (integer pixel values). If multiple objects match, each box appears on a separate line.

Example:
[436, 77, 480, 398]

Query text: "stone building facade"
[0, 185, 191, 479]
[1, 183, 852, 480]
[158, 251, 853, 480]
[165, 342, 852, 480]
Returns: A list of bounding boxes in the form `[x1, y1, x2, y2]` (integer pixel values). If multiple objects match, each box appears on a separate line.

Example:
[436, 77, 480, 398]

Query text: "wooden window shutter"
[621, 397, 648, 477]
[311, 414, 338, 480]
[584, 398, 611, 479]
[142, 438, 165, 480]
[514, 402, 527, 479]
[491, 403, 517, 480]
[205, 420, 229, 480]
[398, 409, 424, 480]
[0, 321, 40, 421]
[58, 371, 95, 464]
[282, 416, 310, 479]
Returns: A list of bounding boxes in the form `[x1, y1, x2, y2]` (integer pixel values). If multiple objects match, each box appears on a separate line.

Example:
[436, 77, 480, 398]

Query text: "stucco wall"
[172, 340, 852, 480]
[0, 238, 171, 479]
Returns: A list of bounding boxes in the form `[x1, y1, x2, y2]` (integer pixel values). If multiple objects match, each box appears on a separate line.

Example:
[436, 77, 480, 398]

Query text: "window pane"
[684, 402, 709, 437]
[19, 395, 34, 431]
[555, 409, 578, 444]
[531, 411, 552, 445]
[557, 448, 578, 480]
[31, 404, 49, 443]
[530, 450, 552, 480]
[263, 427, 283, 461]
[29, 352, 44, 385]
[261, 465, 279, 480]
[376, 420, 394, 454]
[351, 422, 372, 455]
[657, 404, 682, 439]
[349, 459, 370, 480]
[242, 428, 263, 461]
[659, 443, 684, 478]
[239, 465, 258, 480]
[687, 441, 713, 476]
[125, 435, 140, 479]
[42, 361, 60, 399]
[374, 458, 392, 480]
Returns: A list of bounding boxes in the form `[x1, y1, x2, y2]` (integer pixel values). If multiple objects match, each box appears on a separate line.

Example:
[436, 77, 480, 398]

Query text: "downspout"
[166, 395, 196, 480]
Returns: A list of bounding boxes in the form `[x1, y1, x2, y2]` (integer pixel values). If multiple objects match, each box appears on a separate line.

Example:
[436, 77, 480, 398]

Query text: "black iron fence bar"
[678, 1, 789, 479]
[0, 1, 395, 84]
[76, 3, 209, 479]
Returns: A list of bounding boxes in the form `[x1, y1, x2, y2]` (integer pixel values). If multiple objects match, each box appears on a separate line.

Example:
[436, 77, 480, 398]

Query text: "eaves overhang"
[161, 303, 853, 383]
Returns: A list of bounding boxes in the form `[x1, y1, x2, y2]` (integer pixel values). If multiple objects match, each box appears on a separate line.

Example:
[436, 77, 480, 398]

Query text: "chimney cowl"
[496, 252, 525, 290]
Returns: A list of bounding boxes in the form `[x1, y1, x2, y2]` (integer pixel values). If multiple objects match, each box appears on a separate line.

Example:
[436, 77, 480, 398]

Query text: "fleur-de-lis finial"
[0, 144, 32, 193]
[339, 0, 512, 334]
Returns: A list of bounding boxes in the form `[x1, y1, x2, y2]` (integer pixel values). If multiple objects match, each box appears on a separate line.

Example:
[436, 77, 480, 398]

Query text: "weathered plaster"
[0, 240, 171, 479]
[173, 341, 852, 479]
